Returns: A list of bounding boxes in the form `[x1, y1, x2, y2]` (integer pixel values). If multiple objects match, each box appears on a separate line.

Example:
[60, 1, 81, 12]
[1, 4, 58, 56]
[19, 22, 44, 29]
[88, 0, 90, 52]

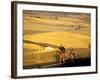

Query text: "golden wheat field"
[23, 10, 91, 68]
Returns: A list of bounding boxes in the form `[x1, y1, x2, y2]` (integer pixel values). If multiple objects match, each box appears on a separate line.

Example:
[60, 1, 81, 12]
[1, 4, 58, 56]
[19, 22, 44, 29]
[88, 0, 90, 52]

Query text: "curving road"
[24, 40, 58, 48]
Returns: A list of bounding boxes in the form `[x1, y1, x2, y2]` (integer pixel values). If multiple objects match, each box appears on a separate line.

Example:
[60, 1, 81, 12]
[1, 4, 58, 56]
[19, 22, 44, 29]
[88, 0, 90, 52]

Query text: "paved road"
[24, 40, 58, 48]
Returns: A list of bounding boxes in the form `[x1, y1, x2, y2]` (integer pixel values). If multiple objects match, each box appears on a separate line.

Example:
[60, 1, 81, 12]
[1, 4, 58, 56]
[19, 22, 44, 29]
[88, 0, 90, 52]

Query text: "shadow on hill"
[23, 58, 90, 69]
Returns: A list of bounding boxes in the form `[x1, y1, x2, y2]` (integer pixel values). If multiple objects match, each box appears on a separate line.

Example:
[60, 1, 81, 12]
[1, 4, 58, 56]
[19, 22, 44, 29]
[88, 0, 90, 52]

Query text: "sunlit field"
[23, 11, 91, 69]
